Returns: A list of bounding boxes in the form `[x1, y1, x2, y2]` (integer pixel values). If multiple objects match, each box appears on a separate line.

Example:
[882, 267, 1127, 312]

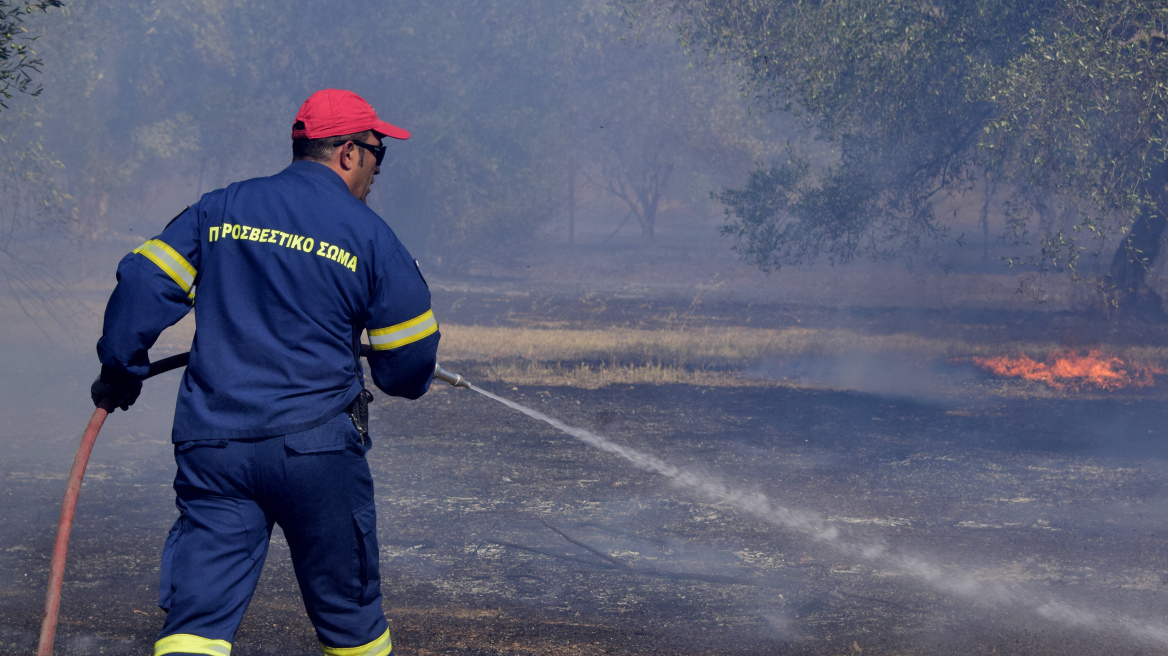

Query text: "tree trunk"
[637, 192, 657, 244]
[1107, 162, 1168, 319]
[1035, 192, 1055, 243]
[980, 171, 995, 265]
[567, 155, 575, 245]
[640, 213, 655, 243]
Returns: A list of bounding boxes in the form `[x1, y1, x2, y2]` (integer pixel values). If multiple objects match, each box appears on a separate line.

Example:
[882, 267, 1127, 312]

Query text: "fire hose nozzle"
[435, 363, 471, 389]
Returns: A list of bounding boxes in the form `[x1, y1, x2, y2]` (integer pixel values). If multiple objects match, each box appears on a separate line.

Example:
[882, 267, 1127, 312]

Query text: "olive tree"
[626, 0, 1168, 315]
[0, 0, 61, 109]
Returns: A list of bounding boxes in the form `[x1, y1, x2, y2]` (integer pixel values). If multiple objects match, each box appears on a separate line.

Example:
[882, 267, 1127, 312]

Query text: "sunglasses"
[334, 139, 386, 166]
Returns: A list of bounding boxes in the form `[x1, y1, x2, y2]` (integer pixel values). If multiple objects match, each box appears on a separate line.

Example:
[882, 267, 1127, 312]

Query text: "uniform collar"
[283, 160, 352, 194]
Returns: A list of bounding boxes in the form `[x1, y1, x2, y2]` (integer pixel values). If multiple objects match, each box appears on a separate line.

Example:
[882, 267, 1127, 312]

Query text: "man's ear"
[337, 141, 356, 171]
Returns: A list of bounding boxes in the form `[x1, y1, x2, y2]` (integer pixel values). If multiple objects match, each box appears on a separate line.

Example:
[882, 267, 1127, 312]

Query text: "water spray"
[463, 382, 1168, 648]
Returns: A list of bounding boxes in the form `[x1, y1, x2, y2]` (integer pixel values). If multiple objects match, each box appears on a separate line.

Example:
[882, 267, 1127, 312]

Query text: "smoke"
[743, 351, 979, 403]
[472, 384, 1168, 647]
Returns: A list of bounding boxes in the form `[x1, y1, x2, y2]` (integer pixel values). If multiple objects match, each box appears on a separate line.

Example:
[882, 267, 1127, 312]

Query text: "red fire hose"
[36, 352, 189, 656]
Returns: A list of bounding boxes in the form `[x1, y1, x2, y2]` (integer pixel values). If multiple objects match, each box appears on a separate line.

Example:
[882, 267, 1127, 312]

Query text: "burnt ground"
[6, 290, 1168, 655]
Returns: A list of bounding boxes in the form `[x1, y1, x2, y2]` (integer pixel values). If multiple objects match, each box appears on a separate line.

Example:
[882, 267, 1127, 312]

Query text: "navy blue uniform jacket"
[97, 161, 440, 442]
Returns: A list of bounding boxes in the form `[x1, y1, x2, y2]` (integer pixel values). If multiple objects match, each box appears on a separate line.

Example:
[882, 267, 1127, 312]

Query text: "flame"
[972, 349, 1165, 391]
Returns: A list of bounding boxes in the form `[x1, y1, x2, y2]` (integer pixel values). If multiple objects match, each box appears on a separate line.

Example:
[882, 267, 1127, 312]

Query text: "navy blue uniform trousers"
[158, 410, 390, 655]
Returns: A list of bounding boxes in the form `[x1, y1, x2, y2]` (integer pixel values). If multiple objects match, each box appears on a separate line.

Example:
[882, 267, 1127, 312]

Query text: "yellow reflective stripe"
[320, 629, 392, 656]
[136, 239, 197, 281]
[155, 633, 231, 656]
[368, 310, 437, 351]
[134, 239, 197, 298]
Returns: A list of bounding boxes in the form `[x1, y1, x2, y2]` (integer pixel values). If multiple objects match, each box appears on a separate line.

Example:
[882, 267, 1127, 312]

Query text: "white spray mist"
[471, 385, 1168, 647]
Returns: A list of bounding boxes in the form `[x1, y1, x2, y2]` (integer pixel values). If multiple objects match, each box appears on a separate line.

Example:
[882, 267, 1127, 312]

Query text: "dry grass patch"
[439, 324, 1102, 364]
[437, 324, 1168, 388]
[439, 324, 956, 363]
[468, 360, 777, 389]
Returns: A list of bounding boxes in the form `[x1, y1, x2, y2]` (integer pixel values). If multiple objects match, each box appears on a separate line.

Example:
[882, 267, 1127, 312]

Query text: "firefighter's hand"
[91, 365, 143, 412]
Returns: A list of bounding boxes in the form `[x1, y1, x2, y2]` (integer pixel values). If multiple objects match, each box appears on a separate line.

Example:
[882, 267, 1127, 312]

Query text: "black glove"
[90, 365, 143, 411]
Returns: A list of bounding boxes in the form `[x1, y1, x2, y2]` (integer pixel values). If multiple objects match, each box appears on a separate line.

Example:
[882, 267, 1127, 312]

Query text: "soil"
[5, 286, 1168, 655]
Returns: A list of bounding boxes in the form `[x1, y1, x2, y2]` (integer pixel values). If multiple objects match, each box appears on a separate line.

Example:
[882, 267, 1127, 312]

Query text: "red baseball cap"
[291, 89, 410, 141]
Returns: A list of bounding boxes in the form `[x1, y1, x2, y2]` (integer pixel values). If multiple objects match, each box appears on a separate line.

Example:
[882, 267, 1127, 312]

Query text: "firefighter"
[90, 89, 438, 656]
